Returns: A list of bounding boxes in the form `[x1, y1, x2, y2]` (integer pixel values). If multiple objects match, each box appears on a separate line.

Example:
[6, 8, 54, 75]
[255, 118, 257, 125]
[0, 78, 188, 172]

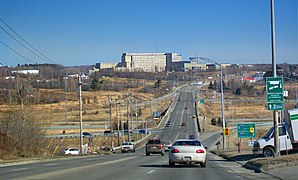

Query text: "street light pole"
[220, 64, 226, 149]
[199, 57, 226, 149]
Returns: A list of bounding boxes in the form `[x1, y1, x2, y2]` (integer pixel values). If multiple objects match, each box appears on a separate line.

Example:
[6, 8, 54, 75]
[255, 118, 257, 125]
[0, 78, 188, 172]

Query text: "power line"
[0, 17, 55, 64]
[0, 40, 35, 64]
[0, 25, 51, 63]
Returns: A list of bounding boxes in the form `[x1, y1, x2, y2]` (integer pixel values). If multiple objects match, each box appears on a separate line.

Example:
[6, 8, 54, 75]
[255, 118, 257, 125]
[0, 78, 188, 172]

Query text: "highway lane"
[0, 85, 278, 180]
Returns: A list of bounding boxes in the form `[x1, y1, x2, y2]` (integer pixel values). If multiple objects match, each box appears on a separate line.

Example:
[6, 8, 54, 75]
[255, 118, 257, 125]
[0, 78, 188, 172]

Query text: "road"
[0, 86, 279, 180]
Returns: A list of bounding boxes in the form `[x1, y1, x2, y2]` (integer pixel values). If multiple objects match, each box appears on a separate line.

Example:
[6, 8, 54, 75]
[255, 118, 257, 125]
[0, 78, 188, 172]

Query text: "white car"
[121, 142, 135, 153]
[169, 139, 207, 167]
[162, 140, 172, 151]
[63, 148, 80, 155]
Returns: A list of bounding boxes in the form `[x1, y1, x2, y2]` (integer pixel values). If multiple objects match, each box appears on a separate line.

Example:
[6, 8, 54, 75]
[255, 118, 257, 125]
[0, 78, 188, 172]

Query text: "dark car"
[103, 130, 115, 136]
[146, 139, 165, 156]
[181, 122, 186, 126]
[189, 135, 195, 139]
[139, 129, 150, 134]
[82, 132, 92, 138]
[165, 121, 172, 127]
[124, 130, 134, 134]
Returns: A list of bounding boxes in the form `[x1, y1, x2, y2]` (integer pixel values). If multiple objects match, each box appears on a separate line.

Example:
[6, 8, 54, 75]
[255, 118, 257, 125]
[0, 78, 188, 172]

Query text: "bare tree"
[0, 85, 47, 158]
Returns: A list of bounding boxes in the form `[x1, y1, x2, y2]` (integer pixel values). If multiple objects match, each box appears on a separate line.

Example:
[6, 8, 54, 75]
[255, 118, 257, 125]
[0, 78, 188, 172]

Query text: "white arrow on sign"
[269, 81, 280, 85]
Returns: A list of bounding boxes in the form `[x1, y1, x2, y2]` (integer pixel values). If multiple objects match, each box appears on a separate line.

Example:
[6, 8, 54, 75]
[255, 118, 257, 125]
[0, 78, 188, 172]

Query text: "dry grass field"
[0, 77, 175, 157]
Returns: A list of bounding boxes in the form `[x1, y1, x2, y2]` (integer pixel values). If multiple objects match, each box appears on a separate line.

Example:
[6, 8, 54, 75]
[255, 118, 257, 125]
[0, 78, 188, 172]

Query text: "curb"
[243, 162, 263, 173]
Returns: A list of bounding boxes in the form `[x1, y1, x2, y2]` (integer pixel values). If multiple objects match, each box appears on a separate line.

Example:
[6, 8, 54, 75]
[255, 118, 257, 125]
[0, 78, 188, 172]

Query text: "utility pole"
[108, 95, 114, 151]
[126, 94, 131, 142]
[270, 0, 280, 157]
[78, 76, 83, 155]
[135, 99, 139, 140]
[116, 97, 120, 146]
[65, 72, 68, 126]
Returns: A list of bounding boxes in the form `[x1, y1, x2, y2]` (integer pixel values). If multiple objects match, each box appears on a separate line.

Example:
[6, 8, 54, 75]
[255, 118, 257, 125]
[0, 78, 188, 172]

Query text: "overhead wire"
[0, 17, 55, 64]
[0, 40, 35, 64]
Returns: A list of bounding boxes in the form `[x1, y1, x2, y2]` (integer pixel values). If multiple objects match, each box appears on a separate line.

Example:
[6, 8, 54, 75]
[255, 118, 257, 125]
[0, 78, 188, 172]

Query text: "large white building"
[120, 52, 181, 72]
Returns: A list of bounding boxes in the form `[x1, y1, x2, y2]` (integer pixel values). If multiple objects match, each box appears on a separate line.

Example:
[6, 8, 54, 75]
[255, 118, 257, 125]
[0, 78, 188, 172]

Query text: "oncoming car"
[169, 139, 207, 167]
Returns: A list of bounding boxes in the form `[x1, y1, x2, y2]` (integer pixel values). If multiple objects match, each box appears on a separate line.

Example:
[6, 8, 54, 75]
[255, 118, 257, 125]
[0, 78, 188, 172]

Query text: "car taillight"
[196, 149, 205, 153]
[171, 149, 179, 153]
[160, 144, 164, 148]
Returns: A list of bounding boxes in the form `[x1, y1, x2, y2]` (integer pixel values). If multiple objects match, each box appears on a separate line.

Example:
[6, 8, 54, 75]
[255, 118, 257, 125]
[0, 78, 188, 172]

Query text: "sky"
[0, 0, 297, 66]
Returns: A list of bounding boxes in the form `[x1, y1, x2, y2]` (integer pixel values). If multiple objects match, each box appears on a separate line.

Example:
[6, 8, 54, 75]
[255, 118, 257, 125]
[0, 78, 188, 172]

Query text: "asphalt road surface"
[0, 86, 280, 180]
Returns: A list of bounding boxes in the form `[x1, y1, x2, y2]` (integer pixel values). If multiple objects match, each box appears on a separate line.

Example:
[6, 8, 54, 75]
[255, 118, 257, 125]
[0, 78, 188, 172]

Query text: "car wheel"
[161, 152, 164, 156]
[263, 147, 274, 157]
[200, 160, 206, 168]
[146, 152, 150, 156]
[169, 161, 175, 167]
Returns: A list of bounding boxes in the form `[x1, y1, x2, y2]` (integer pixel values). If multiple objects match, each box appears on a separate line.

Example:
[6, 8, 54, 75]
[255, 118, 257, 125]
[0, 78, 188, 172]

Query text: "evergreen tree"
[208, 81, 213, 89]
[90, 77, 101, 91]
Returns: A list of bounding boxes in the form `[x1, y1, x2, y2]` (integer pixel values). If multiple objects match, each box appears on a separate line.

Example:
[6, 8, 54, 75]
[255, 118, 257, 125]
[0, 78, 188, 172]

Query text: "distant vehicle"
[165, 121, 172, 127]
[184, 107, 188, 110]
[103, 130, 115, 136]
[121, 142, 135, 153]
[253, 108, 298, 157]
[146, 139, 165, 156]
[63, 148, 80, 155]
[162, 140, 172, 151]
[124, 130, 134, 134]
[181, 122, 186, 126]
[189, 135, 195, 139]
[139, 129, 150, 134]
[82, 132, 92, 138]
[169, 139, 207, 167]
[152, 111, 160, 118]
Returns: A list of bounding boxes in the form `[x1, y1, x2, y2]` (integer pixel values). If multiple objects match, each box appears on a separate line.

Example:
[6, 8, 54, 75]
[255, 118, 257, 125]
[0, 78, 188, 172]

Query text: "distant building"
[95, 62, 118, 69]
[66, 74, 89, 80]
[170, 61, 208, 72]
[11, 70, 39, 74]
[120, 52, 181, 72]
[241, 77, 256, 83]
[252, 72, 265, 81]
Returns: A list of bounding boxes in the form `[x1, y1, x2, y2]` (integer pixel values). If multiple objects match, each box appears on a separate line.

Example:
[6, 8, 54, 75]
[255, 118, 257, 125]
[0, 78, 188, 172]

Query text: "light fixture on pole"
[198, 56, 226, 149]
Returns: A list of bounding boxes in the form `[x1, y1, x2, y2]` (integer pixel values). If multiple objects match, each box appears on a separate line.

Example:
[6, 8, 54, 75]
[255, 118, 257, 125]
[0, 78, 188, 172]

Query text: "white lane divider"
[8, 167, 29, 172]
[44, 163, 57, 166]
[146, 170, 155, 174]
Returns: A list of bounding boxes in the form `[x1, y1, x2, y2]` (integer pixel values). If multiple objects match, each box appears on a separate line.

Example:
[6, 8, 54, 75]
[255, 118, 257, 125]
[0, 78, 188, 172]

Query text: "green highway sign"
[267, 103, 284, 110]
[266, 77, 283, 94]
[266, 77, 284, 111]
[267, 93, 283, 103]
[237, 123, 256, 138]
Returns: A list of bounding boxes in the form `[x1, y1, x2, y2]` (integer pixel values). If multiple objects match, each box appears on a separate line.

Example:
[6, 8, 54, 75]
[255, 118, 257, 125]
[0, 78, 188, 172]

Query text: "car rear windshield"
[174, 140, 201, 146]
[147, 139, 161, 144]
[162, 140, 171, 144]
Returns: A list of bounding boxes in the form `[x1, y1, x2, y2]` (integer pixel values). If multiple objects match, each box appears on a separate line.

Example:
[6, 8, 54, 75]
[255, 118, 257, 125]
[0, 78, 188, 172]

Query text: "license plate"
[184, 156, 191, 161]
